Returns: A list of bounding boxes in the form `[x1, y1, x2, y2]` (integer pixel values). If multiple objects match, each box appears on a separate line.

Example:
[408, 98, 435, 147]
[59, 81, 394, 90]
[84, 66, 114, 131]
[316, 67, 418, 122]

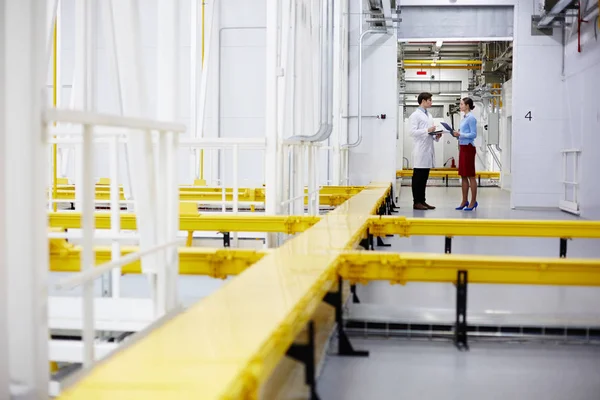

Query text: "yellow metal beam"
[403, 59, 482, 65]
[396, 169, 500, 179]
[403, 65, 481, 70]
[367, 216, 600, 239]
[338, 252, 600, 286]
[50, 241, 600, 286]
[49, 187, 358, 206]
[52, 185, 363, 195]
[58, 183, 392, 400]
[50, 242, 266, 279]
[48, 212, 321, 234]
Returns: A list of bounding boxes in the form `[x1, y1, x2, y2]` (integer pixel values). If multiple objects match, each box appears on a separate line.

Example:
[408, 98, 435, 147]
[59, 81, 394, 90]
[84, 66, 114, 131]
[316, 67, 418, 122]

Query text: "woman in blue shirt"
[452, 97, 478, 211]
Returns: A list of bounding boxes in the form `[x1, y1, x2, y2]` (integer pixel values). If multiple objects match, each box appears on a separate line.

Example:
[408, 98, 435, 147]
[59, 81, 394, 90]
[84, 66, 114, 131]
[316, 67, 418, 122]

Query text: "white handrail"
[55, 239, 182, 291]
[44, 108, 186, 133]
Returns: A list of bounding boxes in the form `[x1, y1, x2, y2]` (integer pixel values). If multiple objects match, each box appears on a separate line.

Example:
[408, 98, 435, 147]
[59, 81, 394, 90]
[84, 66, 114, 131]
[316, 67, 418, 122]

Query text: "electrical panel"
[487, 112, 500, 145]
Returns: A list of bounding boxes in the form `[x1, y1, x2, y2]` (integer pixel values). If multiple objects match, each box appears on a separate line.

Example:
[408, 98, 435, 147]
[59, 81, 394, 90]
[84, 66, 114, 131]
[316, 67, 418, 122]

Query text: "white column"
[332, 0, 347, 185]
[0, 1, 8, 396]
[73, 0, 96, 210]
[265, 0, 281, 246]
[2, 0, 49, 397]
[156, 0, 179, 315]
[110, 0, 159, 275]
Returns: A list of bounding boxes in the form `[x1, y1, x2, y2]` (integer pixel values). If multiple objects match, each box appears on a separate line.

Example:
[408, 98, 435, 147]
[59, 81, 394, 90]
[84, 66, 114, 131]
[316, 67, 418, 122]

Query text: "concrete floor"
[318, 186, 600, 399]
[318, 338, 600, 400]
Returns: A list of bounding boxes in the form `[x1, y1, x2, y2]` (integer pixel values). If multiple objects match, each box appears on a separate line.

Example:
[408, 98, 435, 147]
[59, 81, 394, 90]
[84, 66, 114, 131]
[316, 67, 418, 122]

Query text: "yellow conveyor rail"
[396, 169, 500, 179]
[49, 212, 600, 239]
[48, 185, 364, 206]
[48, 212, 321, 234]
[50, 240, 600, 286]
[58, 183, 391, 399]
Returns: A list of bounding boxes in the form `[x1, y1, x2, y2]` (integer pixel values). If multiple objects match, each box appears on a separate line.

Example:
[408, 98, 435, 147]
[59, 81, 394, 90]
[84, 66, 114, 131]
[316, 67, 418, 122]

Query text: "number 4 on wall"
[525, 111, 532, 121]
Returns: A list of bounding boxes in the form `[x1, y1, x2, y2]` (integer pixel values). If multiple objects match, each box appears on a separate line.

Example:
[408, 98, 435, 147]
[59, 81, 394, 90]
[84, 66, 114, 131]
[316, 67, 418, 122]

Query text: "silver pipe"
[346, 28, 388, 148]
[287, 0, 334, 142]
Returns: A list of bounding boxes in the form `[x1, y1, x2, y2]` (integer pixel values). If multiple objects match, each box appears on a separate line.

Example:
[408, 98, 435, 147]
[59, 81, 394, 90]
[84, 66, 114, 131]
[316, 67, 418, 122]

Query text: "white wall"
[510, 0, 564, 208]
[562, 9, 600, 219]
[500, 78, 513, 190]
[347, 0, 398, 186]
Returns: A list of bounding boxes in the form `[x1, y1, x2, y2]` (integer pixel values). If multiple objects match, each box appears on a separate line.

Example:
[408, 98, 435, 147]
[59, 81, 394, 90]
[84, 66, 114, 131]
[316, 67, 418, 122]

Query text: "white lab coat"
[409, 108, 438, 169]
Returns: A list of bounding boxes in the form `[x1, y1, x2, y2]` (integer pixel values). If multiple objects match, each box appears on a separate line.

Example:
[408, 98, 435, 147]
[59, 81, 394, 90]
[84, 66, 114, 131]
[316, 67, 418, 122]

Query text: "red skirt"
[458, 144, 476, 177]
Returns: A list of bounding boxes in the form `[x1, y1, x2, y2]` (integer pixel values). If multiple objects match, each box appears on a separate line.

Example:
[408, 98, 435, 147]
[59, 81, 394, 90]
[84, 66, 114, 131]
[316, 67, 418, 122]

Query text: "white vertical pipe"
[167, 132, 179, 310]
[155, 131, 168, 317]
[190, 0, 198, 180]
[82, 124, 95, 366]
[74, 0, 96, 210]
[307, 144, 314, 215]
[109, 136, 121, 298]
[232, 144, 239, 247]
[265, 0, 280, 246]
[111, 0, 159, 277]
[221, 149, 226, 212]
[0, 1, 7, 391]
[295, 145, 304, 214]
[4, 1, 50, 394]
[314, 145, 320, 215]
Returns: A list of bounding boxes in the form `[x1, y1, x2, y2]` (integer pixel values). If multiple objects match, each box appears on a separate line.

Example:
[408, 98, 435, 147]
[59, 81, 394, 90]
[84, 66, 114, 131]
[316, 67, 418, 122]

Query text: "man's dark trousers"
[412, 168, 430, 205]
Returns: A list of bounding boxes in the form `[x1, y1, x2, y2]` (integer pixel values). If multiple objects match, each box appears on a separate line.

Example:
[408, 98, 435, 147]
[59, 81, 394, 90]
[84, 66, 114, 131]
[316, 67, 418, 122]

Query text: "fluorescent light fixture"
[437, 93, 461, 96]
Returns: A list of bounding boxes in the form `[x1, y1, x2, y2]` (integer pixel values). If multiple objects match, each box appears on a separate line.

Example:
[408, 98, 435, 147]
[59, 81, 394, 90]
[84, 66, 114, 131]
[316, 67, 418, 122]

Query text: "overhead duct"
[537, 0, 578, 27]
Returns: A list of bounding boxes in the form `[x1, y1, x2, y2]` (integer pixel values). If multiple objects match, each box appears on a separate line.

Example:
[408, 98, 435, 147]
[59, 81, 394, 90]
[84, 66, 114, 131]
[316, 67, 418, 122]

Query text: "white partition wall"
[2, 0, 50, 397]
[347, 0, 398, 186]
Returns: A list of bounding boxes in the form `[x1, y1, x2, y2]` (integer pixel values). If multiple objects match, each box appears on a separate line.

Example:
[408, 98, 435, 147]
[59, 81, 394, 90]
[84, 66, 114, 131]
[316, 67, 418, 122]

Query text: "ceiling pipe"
[538, 0, 578, 27]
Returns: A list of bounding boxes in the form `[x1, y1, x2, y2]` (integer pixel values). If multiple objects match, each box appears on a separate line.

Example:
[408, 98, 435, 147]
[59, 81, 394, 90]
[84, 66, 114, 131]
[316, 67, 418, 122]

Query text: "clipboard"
[440, 122, 453, 132]
[428, 130, 444, 135]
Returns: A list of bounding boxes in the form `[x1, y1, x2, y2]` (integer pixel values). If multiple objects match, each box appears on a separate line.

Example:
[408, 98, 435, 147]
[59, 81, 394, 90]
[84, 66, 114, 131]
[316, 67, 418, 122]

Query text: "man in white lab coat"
[409, 92, 441, 210]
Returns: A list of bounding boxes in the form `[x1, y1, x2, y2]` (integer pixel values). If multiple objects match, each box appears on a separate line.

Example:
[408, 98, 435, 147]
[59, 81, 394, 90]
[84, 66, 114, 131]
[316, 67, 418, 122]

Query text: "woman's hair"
[462, 97, 475, 110]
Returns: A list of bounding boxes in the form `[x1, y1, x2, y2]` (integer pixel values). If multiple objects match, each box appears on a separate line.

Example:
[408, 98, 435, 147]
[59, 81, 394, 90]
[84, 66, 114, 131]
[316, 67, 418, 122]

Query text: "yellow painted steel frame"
[396, 169, 500, 179]
[50, 239, 267, 279]
[49, 187, 360, 206]
[58, 183, 391, 399]
[367, 217, 600, 239]
[50, 242, 600, 286]
[337, 252, 600, 286]
[48, 212, 321, 234]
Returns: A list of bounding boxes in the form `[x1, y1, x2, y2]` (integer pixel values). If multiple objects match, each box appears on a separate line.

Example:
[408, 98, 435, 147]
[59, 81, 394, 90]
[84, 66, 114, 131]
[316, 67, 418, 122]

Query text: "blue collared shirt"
[458, 113, 477, 145]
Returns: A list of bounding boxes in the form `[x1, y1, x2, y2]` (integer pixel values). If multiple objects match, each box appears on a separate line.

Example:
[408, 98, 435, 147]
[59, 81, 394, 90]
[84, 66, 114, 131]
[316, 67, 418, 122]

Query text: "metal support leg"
[350, 284, 360, 303]
[560, 238, 567, 258]
[455, 270, 469, 351]
[478, 175, 481, 187]
[445, 236, 452, 254]
[324, 277, 369, 357]
[445, 175, 449, 188]
[286, 321, 320, 400]
[222, 232, 231, 248]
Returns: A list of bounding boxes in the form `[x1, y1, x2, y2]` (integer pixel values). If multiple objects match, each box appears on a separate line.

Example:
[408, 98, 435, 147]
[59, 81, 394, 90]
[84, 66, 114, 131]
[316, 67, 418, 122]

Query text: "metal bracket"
[222, 232, 231, 248]
[286, 321, 321, 400]
[376, 236, 391, 247]
[445, 236, 452, 254]
[324, 277, 369, 357]
[560, 238, 568, 258]
[350, 284, 360, 303]
[455, 270, 469, 351]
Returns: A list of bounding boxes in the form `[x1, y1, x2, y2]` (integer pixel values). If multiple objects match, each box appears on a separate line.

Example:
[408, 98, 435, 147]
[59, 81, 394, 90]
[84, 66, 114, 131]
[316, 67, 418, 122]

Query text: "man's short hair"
[417, 92, 433, 105]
